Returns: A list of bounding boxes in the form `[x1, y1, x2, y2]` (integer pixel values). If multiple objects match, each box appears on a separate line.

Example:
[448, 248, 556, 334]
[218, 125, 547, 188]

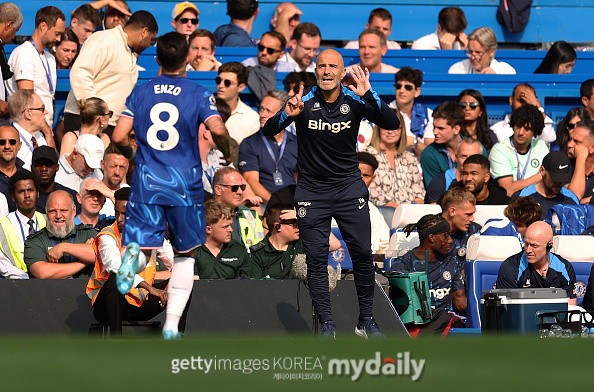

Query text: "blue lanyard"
[443, 148, 454, 170]
[203, 166, 215, 189]
[19, 132, 34, 152]
[510, 137, 532, 180]
[261, 132, 288, 172]
[50, 236, 76, 263]
[29, 40, 54, 95]
[15, 213, 36, 242]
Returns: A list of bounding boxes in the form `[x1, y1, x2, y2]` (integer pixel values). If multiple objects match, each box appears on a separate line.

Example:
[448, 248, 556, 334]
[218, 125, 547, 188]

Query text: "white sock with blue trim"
[163, 256, 194, 334]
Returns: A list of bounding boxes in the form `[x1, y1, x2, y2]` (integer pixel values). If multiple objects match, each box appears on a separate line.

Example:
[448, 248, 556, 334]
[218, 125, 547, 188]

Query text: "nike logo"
[559, 165, 568, 169]
[358, 198, 366, 209]
[311, 107, 321, 111]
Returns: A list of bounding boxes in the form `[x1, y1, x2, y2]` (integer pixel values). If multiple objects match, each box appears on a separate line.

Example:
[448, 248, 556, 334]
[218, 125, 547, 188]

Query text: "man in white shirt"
[0, 169, 45, 278]
[346, 29, 398, 74]
[344, 8, 401, 50]
[490, 83, 557, 144]
[55, 134, 104, 193]
[412, 7, 468, 50]
[280, 22, 320, 73]
[7, 90, 55, 170]
[7, 6, 65, 128]
[216, 62, 260, 144]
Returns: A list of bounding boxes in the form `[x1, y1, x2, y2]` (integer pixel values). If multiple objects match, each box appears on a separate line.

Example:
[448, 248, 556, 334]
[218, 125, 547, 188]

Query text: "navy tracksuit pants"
[295, 179, 375, 323]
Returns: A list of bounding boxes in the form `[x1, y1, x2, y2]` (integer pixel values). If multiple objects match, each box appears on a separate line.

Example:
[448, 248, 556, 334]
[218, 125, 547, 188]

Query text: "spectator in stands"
[566, 120, 594, 202]
[24, 190, 97, 279]
[357, 152, 389, 255]
[214, 0, 259, 47]
[75, 177, 113, 230]
[420, 102, 464, 187]
[63, 11, 158, 137]
[186, 29, 221, 72]
[250, 203, 302, 279]
[553, 107, 591, 155]
[171, 1, 200, 40]
[489, 104, 548, 196]
[51, 29, 79, 70]
[271, 2, 302, 43]
[7, 6, 65, 128]
[213, 167, 264, 248]
[534, 41, 576, 74]
[513, 151, 578, 219]
[365, 109, 424, 207]
[412, 7, 467, 50]
[280, 22, 321, 73]
[446, 154, 510, 205]
[501, 196, 542, 238]
[0, 125, 23, 211]
[448, 27, 516, 74]
[344, 8, 401, 50]
[61, 98, 111, 158]
[32, 146, 79, 214]
[242, 30, 293, 72]
[0, 2, 23, 123]
[391, 214, 466, 315]
[7, 90, 56, 170]
[457, 89, 495, 151]
[283, 71, 316, 96]
[426, 138, 482, 204]
[194, 199, 249, 279]
[69, 4, 101, 45]
[99, 144, 129, 217]
[441, 187, 481, 265]
[0, 170, 45, 279]
[239, 90, 297, 203]
[347, 29, 398, 74]
[55, 134, 104, 193]
[87, 187, 187, 335]
[580, 79, 594, 120]
[496, 221, 576, 305]
[492, 84, 556, 144]
[388, 67, 433, 156]
[217, 62, 260, 144]
[91, 0, 131, 30]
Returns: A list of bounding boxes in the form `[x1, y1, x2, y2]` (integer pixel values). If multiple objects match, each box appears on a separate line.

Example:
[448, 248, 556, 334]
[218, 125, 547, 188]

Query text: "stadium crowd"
[0, 0, 593, 333]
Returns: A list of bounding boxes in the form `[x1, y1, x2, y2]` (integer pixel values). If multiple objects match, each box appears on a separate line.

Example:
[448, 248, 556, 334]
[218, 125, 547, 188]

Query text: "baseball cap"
[32, 146, 58, 165]
[542, 150, 571, 183]
[73, 134, 105, 170]
[172, 1, 200, 19]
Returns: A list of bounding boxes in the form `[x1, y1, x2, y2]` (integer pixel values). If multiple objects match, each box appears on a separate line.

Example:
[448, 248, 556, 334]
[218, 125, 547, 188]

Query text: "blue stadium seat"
[328, 227, 353, 270]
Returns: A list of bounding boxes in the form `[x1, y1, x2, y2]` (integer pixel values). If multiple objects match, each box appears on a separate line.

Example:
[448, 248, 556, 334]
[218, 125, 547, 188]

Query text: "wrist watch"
[413, 138, 419, 148]
[538, 106, 545, 114]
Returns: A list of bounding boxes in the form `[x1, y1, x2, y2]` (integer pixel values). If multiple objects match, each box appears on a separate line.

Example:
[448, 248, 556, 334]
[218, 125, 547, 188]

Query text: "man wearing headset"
[496, 221, 577, 305]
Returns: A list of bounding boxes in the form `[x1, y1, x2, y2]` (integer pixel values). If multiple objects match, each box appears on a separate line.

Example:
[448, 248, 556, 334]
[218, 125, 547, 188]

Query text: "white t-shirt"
[55, 154, 103, 193]
[411, 31, 463, 50]
[7, 41, 56, 126]
[448, 58, 516, 75]
[225, 98, 260, 144]
[280, 52, 316, 72]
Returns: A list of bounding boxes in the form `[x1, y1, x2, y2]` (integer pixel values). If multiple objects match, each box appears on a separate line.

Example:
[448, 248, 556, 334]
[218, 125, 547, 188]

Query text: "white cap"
[73, 134, 104, 169]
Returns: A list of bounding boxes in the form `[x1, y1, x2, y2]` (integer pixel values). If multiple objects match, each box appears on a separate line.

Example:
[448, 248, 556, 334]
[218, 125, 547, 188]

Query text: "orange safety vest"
[86, 222, 156, 307]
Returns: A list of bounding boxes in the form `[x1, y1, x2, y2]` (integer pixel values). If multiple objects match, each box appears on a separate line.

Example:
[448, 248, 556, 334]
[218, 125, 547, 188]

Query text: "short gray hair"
[79, 176, 101, 194]
[7, 89, 35, 123]
[0, 3, 23, 29]
[468, 27, 498, 51]
[265, 89, 289, 107]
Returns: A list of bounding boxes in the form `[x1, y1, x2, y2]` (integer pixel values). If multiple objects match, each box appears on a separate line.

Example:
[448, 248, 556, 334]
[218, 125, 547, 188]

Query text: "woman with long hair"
[60, 97, 111, 157]
[456, 89, 494, 150]
[553, 107, 591, 153]
[364, 109, 425, 208]
[534, 41, 576, 74]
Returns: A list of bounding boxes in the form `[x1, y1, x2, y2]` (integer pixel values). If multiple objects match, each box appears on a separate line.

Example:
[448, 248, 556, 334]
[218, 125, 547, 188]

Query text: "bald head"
[0, 124, 18, 138]
[47, 190, 76, 211]
[317, 49, 344, 68]
[525, 221, 553, 244]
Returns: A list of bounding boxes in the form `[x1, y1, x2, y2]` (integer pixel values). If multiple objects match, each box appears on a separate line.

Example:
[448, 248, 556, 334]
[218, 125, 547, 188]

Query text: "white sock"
[163, 256, 194, 334]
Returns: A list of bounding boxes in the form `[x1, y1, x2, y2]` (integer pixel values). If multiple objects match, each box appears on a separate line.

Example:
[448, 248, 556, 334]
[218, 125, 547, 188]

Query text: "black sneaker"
[319, 321, 336, 339]
[355, 316, 385, 339]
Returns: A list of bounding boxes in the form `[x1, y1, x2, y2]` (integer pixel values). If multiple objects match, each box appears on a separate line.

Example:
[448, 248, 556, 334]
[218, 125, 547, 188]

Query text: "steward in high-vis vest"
[86, 187, 190, 335]
[0, 169, 46, 279]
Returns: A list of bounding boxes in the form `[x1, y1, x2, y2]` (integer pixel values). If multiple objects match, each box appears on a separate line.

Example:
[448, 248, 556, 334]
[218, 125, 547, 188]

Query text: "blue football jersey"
[122, 74, 220, 206]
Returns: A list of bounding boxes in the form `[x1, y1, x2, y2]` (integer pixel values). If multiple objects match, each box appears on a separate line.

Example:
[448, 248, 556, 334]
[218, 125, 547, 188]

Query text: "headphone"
[274, 222, 281, 231]
[546, 242, 553, 252]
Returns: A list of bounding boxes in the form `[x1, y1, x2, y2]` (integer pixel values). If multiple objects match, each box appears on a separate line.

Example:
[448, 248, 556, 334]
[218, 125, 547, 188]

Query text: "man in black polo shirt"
[194, 199, 249, 279]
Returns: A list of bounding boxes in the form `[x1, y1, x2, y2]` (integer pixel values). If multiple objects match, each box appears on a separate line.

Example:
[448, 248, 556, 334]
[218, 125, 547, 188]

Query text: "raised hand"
[285, 84, 305, 117]
[347, 65, 371, 97]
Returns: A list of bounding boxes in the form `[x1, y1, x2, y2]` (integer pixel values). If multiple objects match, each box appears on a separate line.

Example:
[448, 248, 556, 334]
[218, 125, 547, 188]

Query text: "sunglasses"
[394, 83, 414, 91]
[566, 122, 578, 130]
[257, 44, 282, 55]
[26, 105, 45, 112]
[458, 102, 480, 110]
[220, 184, 246, 192]
[103, 111, 114, 118]
[178, 17, 199, 25]
[215, 77, 233, 88]
[0, 139, 17, 146]
[280, 220, 299, 228]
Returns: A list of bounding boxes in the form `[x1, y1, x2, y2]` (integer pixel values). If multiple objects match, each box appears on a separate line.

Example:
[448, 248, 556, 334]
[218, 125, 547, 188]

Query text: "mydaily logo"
[328, 351, 425, 381]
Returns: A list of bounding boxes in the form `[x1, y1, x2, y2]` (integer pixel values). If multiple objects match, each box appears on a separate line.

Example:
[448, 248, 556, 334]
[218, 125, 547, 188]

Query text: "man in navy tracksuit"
[262, 49, 399, 338]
